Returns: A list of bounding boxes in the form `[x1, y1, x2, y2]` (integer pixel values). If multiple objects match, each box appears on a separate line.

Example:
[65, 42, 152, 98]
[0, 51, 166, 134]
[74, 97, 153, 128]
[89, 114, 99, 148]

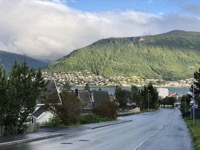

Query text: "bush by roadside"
[92, 101, 118, 119]
[41, 113, 115, 127]
[185, 118, 200, 150]
[79, 114, 113, 124]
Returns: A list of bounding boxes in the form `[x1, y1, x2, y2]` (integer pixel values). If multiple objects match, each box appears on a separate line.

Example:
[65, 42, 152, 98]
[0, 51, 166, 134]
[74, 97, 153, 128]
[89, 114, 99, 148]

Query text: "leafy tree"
[115, 85, 131, 111]
[140, 83, 159, 110]
[46, 91, 83, 125]
[180, 95, 191, 114]
[160, 96, 175, 107]
[92, 101, 118, 119]
[131, 85, 143, 107]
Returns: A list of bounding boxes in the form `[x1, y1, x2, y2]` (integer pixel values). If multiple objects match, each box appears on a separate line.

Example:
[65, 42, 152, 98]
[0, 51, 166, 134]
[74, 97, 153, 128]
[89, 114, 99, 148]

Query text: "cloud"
[182, 3, 200, 16]
[0, 0, 200, 60]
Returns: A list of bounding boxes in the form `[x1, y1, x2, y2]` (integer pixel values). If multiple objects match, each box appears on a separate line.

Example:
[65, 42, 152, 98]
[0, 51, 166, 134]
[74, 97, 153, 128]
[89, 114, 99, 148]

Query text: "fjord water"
[73, 86, 190, 95]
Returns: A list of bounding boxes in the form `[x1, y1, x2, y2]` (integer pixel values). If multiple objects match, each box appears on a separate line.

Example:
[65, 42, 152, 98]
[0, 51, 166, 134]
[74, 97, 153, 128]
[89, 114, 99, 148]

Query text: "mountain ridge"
[46, 30, 200, 80]
[0, 50, 47, 70]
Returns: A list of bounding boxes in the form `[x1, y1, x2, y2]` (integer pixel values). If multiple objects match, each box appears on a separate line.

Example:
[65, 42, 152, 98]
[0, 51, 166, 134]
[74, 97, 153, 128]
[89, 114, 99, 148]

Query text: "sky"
[1, 0, 200, 60]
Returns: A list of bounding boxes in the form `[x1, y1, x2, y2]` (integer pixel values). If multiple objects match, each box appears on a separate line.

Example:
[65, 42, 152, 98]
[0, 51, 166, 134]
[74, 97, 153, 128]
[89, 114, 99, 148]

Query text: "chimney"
[91, 92, 94, 103]
[75, 89, 78, 96]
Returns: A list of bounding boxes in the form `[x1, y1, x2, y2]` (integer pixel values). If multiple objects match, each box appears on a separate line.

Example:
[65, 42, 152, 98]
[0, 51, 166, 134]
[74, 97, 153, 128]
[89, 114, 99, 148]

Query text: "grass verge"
[185, 118, 200, 150]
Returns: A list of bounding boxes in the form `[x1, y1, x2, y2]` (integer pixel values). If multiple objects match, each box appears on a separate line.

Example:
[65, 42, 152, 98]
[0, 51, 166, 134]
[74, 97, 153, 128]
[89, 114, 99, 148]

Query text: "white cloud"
[0, 0, 200, 60]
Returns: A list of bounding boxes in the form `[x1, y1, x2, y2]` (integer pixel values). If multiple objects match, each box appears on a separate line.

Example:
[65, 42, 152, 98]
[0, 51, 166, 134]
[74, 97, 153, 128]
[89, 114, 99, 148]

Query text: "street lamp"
[185, 95, 186, 113]
[148, 90, 150, 111]
[189, 66, 195, 125]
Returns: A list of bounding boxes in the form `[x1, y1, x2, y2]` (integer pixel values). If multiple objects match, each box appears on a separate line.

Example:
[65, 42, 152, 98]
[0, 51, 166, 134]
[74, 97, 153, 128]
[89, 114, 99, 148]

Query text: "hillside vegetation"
[0, 50, 47, 70]
[46, 30, 200, 80]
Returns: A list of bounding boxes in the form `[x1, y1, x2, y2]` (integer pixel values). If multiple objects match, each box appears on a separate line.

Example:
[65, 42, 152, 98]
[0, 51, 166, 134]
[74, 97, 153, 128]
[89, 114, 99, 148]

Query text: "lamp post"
[185, 95, 186, 113]
[189, 66, 195, 125]
[148, 90, 150, 111]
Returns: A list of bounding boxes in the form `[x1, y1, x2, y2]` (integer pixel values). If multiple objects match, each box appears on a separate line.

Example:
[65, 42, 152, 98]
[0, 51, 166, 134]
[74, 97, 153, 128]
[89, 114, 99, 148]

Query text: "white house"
[32, 79, 62, 124]
[157, 88, 169, 98]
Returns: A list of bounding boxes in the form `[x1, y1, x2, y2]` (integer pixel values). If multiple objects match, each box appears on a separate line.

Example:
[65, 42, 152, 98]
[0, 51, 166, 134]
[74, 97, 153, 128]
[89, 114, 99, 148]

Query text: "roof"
[32, 106, 46, 118]
[78, 90, 93, 109]
[91, 90, 110, 107]
[37, 79, 62, 105]
[75, 89, 110, 108]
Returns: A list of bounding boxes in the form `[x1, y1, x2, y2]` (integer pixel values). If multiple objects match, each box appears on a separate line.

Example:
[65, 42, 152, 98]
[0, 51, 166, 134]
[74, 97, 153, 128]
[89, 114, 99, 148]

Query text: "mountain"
[0, 50, 47, 70]
[46, 30, 200, 80]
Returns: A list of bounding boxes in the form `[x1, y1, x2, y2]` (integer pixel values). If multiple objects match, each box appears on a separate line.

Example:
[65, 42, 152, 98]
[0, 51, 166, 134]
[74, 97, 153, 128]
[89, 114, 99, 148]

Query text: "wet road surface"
[1, 108, 193, 150]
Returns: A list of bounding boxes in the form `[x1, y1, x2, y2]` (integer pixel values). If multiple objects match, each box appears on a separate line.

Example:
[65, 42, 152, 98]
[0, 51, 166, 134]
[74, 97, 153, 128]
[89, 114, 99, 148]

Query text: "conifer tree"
[2, 58, 46, 135]
[193, 68, 200, 106]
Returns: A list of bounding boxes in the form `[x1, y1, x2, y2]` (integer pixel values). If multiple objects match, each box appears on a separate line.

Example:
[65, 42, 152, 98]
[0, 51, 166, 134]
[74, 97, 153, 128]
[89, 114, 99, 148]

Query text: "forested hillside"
[0, 50, 47, 70]
[46, 30, 200, 80]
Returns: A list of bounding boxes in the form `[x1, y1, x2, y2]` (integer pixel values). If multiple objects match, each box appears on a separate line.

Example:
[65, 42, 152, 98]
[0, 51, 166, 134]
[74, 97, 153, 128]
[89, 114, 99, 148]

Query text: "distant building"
[157, 88, 169, 98]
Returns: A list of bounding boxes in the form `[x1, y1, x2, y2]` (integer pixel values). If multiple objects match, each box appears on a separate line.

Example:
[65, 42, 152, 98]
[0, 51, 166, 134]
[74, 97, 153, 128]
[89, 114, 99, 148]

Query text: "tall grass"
[185, 118, 200, 150]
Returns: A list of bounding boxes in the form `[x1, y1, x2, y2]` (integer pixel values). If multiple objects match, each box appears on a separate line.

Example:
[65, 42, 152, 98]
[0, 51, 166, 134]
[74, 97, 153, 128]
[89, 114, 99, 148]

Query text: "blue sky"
[66, 0, 200, 16]
[0, 0, 200, 59]
[67, 0, 174, 14]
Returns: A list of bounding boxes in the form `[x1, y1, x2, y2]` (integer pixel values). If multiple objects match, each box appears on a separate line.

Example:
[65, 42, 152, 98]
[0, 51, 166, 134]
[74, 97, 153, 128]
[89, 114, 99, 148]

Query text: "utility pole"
[189, 66, 195, 126]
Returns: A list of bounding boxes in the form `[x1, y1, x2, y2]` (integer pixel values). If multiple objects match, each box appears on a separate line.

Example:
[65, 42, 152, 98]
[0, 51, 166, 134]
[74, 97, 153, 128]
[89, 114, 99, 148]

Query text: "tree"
[115, 86, 131, 111]
[84, 83, 90, 91]
[1, 59, 46, 135]
[0, 66, 11, 134]
[192, 68, 200, 107]
[140, 83, 159, 110]
[92, 101, 118, 119]
[180, 95, 191, 114]
[46, 91, 83, 125]
[131, 85, 143, 107]
[63, 81, 71, 91]
[147, 83, 159, 109]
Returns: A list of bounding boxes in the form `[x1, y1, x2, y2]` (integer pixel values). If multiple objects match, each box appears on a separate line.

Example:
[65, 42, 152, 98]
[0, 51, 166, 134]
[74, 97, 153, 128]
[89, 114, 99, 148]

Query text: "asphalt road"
[1, 108, 193, 150]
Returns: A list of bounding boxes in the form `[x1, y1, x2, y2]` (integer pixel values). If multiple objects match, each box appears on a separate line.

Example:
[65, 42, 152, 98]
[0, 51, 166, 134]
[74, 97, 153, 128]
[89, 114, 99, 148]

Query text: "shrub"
[46, 91, 83, 125]
[92, 101, 118, 119]
[41, 115, 63, 126]
[79, 114, 111, 124]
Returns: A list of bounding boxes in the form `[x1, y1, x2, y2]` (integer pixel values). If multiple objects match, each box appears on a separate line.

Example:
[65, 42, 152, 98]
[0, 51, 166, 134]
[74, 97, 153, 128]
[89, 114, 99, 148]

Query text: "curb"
[0, 133, 65, 147]
[91, 120, 132, 129]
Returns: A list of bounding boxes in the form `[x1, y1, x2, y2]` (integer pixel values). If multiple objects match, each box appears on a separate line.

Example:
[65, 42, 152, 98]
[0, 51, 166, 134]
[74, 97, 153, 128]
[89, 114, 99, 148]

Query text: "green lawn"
[185, 118, 200, 150]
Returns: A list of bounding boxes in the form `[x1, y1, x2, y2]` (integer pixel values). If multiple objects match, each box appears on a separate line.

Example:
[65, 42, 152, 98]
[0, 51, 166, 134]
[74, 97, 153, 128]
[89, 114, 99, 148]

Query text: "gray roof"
[78, 90, 93, 108]
[91, 90, 110, 107]
[37, 79, 62, 105]
[73, 90, 110, 110]
[32, 106, 45, 118]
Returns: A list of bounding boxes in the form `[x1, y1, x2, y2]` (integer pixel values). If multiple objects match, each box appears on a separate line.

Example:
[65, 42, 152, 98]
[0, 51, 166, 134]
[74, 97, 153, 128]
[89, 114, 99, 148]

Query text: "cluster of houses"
[43, 71, 193, 88]
[32, 79, 113, 124]
[42, 71, 162, 87]
[32, 78, 183, 125]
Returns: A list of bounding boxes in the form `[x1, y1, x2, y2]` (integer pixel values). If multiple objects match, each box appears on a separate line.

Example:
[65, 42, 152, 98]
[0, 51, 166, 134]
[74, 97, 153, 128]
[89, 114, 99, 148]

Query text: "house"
[157, 88, 169, 98]
[75, 89, 110, 114]
[32, 79, 62, 123]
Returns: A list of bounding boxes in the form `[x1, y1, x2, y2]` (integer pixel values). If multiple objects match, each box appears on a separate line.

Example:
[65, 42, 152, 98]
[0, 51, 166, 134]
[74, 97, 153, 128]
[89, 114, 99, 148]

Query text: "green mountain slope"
[0, 50, 47, 70]
[46, 30, 200, 80]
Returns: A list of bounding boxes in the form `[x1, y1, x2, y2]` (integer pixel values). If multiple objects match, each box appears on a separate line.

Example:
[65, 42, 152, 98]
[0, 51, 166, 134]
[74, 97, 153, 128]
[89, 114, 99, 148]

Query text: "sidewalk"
[0, 119, 132, 147]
